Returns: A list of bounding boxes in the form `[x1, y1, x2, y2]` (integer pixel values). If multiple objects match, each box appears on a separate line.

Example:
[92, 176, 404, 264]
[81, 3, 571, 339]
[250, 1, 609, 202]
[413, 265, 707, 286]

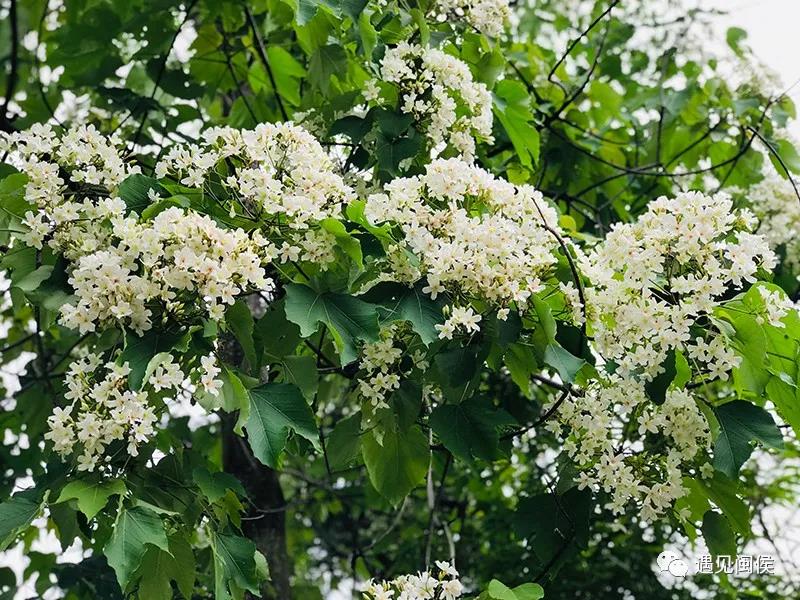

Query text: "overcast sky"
[709, 0, 800, 134]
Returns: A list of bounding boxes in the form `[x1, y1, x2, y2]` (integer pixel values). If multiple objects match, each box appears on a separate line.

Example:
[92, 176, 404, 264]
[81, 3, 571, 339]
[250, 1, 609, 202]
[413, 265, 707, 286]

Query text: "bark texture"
[223, 420, 294, 600]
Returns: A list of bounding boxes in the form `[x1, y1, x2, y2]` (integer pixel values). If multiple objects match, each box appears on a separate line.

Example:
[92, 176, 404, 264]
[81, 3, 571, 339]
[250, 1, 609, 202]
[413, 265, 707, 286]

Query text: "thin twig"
[747, 126, 800, 206]
[244, 4, 289, 122]
[129, 0, 199, 148]
[1, 0, 19, 124]
[547, 0, 620, 94]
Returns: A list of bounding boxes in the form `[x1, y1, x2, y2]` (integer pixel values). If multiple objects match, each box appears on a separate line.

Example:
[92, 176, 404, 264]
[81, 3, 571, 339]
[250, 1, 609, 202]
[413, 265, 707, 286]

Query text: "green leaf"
[55, 478, 126, 520]
[512, 583, 545, 600]
[770, 138, 800, 175]
[726, 27, 748, 57]
[365, 282, 444, 345]
[673, 351, 692, 389]
[326, 412, 362, 470]
[484, 579, 545, 599]
[140, 195, 190, 220]
[284, 284, 380, 364]
[430, 396, 515, 462]
[376, 131, 423, 174]
[118, 174, 166, 215]
[504, 343, 535, 397]
[196, 366, 251, 435]
[104, 506, 170, 589]
[118, 329, 186, 391]
[432, 343, 489, 403]
[279, 355, 319, 401]
[340, 0, 367, 20]
[487, 579, 517, 600]
[212, 532, 260, 596]
[513, 488, 592, 568]
[0, 173, 31, 245]
[13, 265, 53, 293]
[137, 535, 195, 600]
[645, 349, 677, 405]
[226, 300, 257, 369]
[295, 0, 327, 26]
[294, 0, 366, 25]
[256, 298, 302, 362]
[0, 492, 43, 551]
[713, 400, 783, 478]
[330, 114, 374, 143]
[702, 510, 737, 558]
[532, 295, 556, 343]
[684, 473, 751, 536]
[375, 108, 413, 137]
[267, 46, 306, 107]
[543, 343, 585, 384]
[245, 383, 320, 468]
[362, 425, 429, 505]
[765, 376, 800, 438]
[193, 467, 246, 503]
[308, 44, 347, 93]
[493, 80, 540, 166]
[320, 217, 363, 265]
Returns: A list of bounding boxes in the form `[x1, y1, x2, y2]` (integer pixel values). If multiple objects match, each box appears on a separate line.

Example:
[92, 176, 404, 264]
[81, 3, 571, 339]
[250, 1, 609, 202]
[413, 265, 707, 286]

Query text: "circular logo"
[657, 550, 689, 578]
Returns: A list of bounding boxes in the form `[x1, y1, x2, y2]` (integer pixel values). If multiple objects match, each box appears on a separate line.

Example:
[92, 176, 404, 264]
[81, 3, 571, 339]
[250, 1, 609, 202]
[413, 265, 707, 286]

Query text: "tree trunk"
[223, 419, 294, 600]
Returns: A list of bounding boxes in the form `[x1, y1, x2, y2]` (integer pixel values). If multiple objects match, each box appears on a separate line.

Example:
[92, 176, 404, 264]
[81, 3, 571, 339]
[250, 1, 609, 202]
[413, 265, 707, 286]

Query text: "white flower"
[364, 562, 464, 600]
[200, 354, 223, 397]
[437, 306, 482, 339]
[435, 0, 510, 36]
[366, 158, 561, 309]
[370, 45, 494, 161]
[45, 355, 161, 471]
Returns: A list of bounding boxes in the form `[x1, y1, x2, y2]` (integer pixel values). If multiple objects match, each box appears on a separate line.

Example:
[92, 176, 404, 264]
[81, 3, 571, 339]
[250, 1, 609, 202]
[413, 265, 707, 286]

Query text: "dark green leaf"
[543, 343, 585, 384]
[226, 300, 257, 370]
[702, 510, 737, 558]
[362, 425, 429, 505]
[0, 492, 42, 551]
[212, 532, 260, 596]
[284, 284, 380, 364]
[245, 383, 320, 468]
[713, 400, 783, 478]
[55, 478, 126, 520]
[104, 506, 169, 589]
[645, 349, 677, 405]
[326, 412, 362, 470]
[430, 396, 515, 462]
[118, 174, 166, 215]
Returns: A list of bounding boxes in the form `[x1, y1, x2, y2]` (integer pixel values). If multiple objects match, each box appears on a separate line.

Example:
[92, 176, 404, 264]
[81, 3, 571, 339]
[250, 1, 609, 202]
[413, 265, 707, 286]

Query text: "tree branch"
[244, 5, 289, 122]
[1, 0, 19, 124]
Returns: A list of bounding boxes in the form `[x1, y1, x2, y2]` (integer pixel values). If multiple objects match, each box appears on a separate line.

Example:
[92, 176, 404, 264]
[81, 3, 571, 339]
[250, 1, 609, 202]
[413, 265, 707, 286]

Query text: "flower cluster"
[60, 207, 274, 334]
[45, 354, 161, 471]
[548, 381, 711, 520]
[155, 123, 354, 255]
[755, 286, 797, 328]
[155, 123, 354, 270]
[45, 351, 224, 471]
[358, 325, 428, 410]
[1, 123, 141, 258]
[748, 172, 800, 276]
[2, 123, 135, 200]
[436, 305, 482, 340]
[362, 561, 464, 600]
[547, 190, 783, 519]
[367, 44, 493, 160]
[581, 190, 774, 382]
[434, 0, 510, 37]
[366, 158, 561, 336]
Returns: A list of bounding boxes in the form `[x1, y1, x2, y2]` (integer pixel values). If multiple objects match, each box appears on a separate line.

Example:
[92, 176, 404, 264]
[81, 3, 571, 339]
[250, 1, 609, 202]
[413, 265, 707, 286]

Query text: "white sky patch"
[707, 0, 800, 135]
